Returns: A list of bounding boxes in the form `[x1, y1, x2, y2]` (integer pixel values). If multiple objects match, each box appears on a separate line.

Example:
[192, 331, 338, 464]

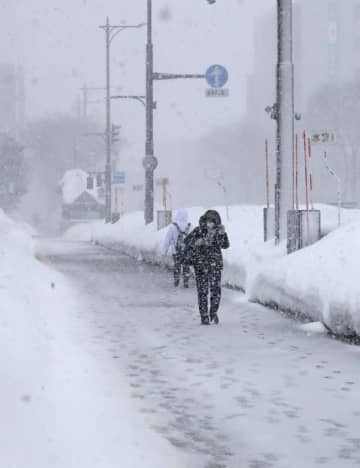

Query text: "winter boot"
[201, 316, 210, 325]
[210, 313, 219, 324]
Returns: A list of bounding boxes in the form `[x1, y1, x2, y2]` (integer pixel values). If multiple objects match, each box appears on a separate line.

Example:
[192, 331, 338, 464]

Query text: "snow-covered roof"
[59, 169, 104, 205]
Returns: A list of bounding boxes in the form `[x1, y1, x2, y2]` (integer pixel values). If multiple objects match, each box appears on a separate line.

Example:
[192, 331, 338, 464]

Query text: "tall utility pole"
[143, 0, 205, 224]
[98, 17, 113, 223]
[275, 0, 295, 243]
[144, 0, 157, 225]
[106, 18, 112, 224]
[100, 18, 145, 223]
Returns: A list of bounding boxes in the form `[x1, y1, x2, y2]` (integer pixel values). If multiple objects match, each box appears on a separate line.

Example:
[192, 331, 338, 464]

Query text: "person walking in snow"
[162, 209, 192, 288]
[183, 210, 230, 325]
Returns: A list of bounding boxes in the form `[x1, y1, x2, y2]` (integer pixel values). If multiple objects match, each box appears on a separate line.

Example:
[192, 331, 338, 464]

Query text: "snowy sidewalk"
[0, 216, 191, 468]
[39, 238, 360, 468]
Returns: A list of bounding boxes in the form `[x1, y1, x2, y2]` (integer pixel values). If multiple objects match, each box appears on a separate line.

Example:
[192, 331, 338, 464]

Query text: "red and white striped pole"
[162, 178, 167, 210]
[303, 130, 310, 212]
[303, 130, 310, 240]
[307, 137, 314, 209]
[295, 133, 299, 211]
[265, 139, 270, 209]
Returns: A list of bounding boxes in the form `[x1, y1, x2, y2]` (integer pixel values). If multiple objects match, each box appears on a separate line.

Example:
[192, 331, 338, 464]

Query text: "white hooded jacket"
[162, 209, 192, 256]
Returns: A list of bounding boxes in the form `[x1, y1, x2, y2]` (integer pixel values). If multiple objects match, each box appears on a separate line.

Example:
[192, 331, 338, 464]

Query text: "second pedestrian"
[162, 209, 192, 288]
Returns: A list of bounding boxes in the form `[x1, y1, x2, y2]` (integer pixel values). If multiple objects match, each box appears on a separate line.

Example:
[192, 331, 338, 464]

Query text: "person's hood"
[199, 214, 207, 230]
[174, 209, 190, 231]
[203, 210, 222, 226]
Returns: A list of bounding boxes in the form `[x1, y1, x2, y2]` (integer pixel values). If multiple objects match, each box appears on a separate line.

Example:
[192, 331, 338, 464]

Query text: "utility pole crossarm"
[153, 72, 205, 80]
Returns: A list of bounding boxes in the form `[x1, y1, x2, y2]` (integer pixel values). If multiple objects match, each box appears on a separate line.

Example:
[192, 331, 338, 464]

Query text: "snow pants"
[173, 255, 190, 287]
[194, 265, 222, 318]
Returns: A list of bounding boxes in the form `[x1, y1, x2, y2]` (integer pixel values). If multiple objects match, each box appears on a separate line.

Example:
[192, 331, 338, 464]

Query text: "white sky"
[1, 1, 273, 130]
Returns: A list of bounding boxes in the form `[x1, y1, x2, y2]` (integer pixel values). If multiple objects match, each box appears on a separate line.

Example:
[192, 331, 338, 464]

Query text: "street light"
[111, 95, 147, 107]
[143, 0, 206, 225]
[99, 17, 145, 223]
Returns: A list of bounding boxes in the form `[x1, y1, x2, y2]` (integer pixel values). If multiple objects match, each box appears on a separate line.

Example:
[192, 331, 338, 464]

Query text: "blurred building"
[301, 0, 360, 88]
[59, 169, 105, 226]
[247, 0, 360, 126]
[0, 64, 25, 139]
[246, 3, 303, 135]
[246, 0, 360, 205]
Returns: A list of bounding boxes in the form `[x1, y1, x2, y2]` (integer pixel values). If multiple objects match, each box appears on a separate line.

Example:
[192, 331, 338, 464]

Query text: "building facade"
[0, 64, 25, 139]
[247, 0, 360, 124]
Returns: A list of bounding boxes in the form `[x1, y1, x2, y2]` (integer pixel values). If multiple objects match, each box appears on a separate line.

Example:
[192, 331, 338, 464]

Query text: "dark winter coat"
[183, 210, 230, 270]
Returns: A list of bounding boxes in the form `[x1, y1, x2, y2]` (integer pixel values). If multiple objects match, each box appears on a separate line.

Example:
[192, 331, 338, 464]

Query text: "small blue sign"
[113, 172, 125, 184]
[142, 156, 158, 171]
[206, 65, 229, 89]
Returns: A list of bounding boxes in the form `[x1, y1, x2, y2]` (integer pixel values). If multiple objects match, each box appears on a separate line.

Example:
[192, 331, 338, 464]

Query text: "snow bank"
[0, 210, 192, 468]
[250, 222, 360, 335]
[65, 204, 360, 336]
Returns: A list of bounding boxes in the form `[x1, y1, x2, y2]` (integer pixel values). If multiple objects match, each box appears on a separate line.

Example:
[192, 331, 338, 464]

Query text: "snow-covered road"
[37, 238, 360, 468]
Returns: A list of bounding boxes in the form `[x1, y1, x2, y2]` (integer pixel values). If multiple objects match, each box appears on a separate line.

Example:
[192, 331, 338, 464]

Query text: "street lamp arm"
[99, 23, 146, 44]
[153, 72, 205, 80]
[105, 22, 146, 30]
[112, 23, 146, 44]
[111, 95, 146, 107]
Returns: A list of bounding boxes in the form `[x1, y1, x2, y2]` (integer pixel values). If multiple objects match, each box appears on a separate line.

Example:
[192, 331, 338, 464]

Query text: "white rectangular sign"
[206, 88, 229, 98]
[311, 130, 336, 145]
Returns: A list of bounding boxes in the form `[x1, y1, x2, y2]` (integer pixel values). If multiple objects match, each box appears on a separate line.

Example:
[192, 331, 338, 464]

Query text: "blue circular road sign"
[142, 156, 158, 171]
[206, 65, 229, 89]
